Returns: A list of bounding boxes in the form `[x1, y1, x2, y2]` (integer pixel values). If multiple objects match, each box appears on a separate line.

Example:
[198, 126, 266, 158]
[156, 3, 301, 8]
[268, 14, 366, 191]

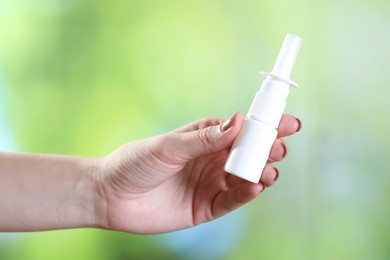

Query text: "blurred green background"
[1, 0, 390, 259]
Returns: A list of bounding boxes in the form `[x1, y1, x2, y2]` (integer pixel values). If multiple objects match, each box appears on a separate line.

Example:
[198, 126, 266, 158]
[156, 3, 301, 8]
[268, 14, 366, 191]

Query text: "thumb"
[167, 112, 243, 161]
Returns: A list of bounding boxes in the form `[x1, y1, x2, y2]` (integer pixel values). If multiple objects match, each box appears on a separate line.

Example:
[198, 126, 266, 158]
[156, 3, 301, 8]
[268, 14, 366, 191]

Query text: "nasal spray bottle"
[224, 34, 302, 183]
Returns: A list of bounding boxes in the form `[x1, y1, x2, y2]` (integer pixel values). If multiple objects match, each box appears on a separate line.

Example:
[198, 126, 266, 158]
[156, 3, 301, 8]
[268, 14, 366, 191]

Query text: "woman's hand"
[94, 112, 301, 234]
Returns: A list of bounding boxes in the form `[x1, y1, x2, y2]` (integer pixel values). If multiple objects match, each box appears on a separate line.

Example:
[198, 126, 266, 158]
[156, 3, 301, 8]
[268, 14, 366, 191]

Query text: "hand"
[94, 112, 301, 234]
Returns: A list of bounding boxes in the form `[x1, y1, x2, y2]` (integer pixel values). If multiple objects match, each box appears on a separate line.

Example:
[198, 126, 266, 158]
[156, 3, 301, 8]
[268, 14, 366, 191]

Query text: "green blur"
[1, 0, 390, 259]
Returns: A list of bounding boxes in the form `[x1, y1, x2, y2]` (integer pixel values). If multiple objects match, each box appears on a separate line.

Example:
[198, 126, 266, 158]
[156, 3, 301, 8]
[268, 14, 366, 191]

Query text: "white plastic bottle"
[224, 34, 302, 183]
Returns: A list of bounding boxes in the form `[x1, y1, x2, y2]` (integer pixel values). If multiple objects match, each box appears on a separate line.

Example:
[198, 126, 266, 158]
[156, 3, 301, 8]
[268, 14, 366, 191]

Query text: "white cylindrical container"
[224, 34, 302, 183]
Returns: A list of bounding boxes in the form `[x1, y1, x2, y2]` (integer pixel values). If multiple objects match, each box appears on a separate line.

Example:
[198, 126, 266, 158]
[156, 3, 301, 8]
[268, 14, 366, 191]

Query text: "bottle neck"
[247, 78, 291, 128]
[259, 77, 290, 101]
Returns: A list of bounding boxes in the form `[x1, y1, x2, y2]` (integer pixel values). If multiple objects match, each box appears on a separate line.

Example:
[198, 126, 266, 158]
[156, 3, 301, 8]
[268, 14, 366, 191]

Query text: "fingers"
[172, 117, 225, 133]
[172, 113, 301, 162]
[164, 112, 244, 162]
[211, 164, 279, 220]
[226, 164, 279, 189]
[211, 160, 281, 219]
[268, 138, 288, 163]
[174, 114, 301, 137]
[211, 181, 265, 219]
[206, 114, 300, 220]
[259, 165, 279, 187]
[278, 114, 302, 138]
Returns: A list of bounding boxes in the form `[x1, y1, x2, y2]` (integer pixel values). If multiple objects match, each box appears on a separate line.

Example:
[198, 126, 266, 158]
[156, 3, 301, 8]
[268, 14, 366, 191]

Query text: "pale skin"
[0, 112, 301, 234]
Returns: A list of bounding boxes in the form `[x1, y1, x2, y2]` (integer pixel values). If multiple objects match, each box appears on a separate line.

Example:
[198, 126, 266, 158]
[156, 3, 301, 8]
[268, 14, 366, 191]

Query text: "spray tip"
[271, 34, 302, 81]
[261, 34, 302, 87]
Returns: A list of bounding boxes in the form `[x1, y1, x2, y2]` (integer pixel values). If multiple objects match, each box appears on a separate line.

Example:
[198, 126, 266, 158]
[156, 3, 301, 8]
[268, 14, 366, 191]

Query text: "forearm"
[0, 152, 100, 231]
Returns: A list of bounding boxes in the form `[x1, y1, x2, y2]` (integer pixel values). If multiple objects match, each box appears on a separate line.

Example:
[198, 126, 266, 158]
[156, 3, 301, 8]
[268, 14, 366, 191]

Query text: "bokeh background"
[1, 0, 390, 259]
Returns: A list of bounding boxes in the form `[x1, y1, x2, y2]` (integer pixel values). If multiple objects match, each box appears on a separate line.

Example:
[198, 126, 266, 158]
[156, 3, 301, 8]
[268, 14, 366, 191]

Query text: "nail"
[259, 182, 266, 192]
[273, 167, 279, 181]
[221, 112, 238, 132]
[296, 118, 302, 132]
[281, 142, 288, 158]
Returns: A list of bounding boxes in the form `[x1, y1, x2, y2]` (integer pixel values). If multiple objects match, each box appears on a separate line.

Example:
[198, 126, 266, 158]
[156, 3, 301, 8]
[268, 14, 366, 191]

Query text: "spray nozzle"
[260, 34, 302, 88]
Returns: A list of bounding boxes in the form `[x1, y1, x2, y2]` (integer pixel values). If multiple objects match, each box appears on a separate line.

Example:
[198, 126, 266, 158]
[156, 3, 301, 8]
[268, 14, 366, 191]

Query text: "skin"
[0, 112, 301, 234]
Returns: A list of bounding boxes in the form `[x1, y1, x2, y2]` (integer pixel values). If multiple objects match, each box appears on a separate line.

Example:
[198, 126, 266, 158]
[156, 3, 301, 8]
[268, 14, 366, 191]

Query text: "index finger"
[277, 114, 301, 138]
[171, 117, 225, 133]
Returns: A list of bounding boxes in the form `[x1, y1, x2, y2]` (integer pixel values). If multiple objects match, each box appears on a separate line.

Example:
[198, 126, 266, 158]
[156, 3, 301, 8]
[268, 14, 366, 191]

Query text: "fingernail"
[296, 118, 302, 132]
[273, 167, 279, 181]
[221, 112, 237, 132]
[281, 142, 288, 158]
[259, 183, 266, 192]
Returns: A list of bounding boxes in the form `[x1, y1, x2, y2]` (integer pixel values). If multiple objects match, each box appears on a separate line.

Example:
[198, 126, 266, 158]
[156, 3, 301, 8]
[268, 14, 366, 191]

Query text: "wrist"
[0, 153, 109, 232]
[58, 156, 106, 230]
[88, 156, 109, 230]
